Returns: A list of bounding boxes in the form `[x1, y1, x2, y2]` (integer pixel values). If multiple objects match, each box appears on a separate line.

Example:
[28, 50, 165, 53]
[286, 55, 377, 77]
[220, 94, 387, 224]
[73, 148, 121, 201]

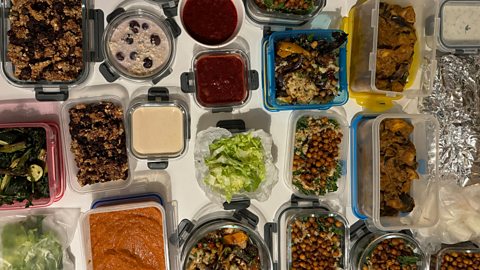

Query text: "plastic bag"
[0, 208, 80, 270]
[194, 127, 278, 204]
[415, 182, 480, 253]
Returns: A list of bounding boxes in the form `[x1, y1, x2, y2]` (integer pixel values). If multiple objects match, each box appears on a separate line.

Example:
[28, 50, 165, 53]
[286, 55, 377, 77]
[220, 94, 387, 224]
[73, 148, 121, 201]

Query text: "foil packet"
[419, 54, 480, 187]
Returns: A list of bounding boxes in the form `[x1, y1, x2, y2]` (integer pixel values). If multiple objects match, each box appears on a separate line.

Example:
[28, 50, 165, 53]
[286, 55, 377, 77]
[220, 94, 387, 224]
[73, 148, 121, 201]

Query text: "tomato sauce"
[182, 0, 238, 45]
[196, 54, 247, 107]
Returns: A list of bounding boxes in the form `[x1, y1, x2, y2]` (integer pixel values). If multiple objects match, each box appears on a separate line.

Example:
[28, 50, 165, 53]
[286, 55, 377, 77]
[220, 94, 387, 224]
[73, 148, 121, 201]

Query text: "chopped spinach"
[0, 128, 49, 207]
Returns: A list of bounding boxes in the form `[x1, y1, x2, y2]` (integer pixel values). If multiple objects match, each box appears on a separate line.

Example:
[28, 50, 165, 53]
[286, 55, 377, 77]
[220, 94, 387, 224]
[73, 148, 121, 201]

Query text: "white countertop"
[0, 0, 412, 269]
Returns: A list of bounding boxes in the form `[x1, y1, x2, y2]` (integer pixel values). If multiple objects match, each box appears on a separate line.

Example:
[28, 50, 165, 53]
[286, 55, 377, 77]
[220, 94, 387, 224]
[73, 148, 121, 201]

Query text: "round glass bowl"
[103, 9, 176, 81]
[179, 0, 244, 48]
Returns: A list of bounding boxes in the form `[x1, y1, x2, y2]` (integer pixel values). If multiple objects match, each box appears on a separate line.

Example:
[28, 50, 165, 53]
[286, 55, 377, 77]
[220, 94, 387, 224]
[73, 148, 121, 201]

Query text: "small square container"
[0, 0, 104, 101]
[263, 29, 348, 111]
[436, 0, 480, 54]
[435, 246, 480, 269]
[61, 86, 132, 194]
[349, 0, 439, 98]
[173, 199, 273, 270]
[127, 87, 190, 170]
[265, 198, 349, 270]
[0, 123, 60, 209]
[81, 201, 170, 270]
[351, 112, 440, 231]
[245, 0, 326, 27]
[284, 110, 349, 200]
[181, 49, 258, 112]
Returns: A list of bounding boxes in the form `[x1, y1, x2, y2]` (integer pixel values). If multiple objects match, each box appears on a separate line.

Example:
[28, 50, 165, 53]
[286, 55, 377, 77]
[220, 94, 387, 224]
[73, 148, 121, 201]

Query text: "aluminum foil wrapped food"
[418, 54, 480, 187]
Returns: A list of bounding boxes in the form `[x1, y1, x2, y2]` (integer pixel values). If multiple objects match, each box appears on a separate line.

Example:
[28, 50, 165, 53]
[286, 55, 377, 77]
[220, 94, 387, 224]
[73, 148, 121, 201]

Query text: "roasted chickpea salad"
[363, 238, 422, 270]
[289, 215, 345, 270]
[292, 116, 343, 196]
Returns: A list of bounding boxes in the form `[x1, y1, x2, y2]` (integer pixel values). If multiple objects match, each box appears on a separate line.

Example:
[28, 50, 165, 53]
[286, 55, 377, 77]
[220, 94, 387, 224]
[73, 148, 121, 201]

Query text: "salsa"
[182, 0, 238, 45]
[196, 53, 247, 107]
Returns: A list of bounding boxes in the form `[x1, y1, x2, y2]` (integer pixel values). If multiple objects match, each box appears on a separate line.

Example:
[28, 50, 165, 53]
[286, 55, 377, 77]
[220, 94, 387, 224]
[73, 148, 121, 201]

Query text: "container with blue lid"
[350, 112, 440, 231]
[262, 29, 348, 111]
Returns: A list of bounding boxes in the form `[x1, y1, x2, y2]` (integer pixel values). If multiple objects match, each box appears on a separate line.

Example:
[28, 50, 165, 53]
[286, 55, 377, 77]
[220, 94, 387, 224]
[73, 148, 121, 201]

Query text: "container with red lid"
[180, 49, 259, 112]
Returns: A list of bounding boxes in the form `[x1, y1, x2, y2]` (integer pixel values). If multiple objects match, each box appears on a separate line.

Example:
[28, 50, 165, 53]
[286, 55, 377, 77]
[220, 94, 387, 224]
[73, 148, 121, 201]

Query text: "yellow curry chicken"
[380, 119, 419, 216]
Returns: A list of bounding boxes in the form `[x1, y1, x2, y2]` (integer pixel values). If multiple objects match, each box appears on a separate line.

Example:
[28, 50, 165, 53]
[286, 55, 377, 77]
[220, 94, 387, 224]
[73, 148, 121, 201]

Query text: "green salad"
[204, 133, 266, 202]
[1, 216, 63, 270]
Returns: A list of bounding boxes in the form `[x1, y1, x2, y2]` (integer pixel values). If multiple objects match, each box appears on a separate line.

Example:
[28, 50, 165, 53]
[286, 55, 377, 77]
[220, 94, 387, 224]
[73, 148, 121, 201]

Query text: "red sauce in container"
[195, 53, 248, 107]
[182, 0, 238, 46]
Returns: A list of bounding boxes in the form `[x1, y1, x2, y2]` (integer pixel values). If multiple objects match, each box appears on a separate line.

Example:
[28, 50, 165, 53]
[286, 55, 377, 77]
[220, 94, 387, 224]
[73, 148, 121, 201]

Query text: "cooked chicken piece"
[384, 119, 414, 137]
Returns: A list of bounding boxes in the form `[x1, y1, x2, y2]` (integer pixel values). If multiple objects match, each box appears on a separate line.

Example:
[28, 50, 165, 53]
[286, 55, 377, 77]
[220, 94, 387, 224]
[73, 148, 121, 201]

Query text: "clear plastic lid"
[284, 110, 349, 200]
[351, 232, 427, 269]
[61, 84, 133, 193]
[369, 114, 439, 231]
[263, 29, 348, 111]
[0, 0, 100, 91]
[102, 9, 176, 81]
[245, 0, 326, 27]
[0, 123, 59, 210]
[438, 0, 480, 53]
[349, 0, 439, 98]
[127, 88, 190, 164]
[267, 199, 349, 270]
[176, 200, 273, 270]
[81, 201, 170, 270]
[435, 246, 480, 269]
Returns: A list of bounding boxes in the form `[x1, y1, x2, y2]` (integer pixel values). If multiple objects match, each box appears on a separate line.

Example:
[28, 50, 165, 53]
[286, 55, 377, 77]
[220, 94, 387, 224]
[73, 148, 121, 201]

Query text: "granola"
[7, 0, 83, 82]
[68, 102, 129, 186]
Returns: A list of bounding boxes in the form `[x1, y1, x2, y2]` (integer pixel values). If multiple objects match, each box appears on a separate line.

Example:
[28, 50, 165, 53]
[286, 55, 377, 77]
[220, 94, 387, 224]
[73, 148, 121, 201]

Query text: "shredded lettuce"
[204, 133, 266, 202]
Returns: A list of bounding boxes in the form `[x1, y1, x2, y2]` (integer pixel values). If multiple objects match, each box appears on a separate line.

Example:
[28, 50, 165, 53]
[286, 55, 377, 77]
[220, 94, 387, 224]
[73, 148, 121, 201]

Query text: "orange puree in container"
[89, 207, 166, 270]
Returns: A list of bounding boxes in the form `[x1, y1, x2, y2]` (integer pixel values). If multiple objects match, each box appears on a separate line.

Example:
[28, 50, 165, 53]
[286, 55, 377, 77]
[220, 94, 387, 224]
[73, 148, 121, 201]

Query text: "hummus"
[89, 207, 166, 270]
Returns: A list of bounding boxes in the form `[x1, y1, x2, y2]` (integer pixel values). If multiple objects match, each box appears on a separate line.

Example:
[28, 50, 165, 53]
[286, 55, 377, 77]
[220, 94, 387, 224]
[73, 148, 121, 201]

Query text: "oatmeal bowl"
[100, 9, 179, 84]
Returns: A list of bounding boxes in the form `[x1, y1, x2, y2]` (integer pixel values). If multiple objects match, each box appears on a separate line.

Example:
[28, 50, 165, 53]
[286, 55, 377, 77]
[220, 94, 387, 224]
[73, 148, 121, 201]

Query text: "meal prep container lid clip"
[34, 8, 104, 102]
[99, 6, 181, 84]
[170, 198, 258, 247]
[349, 220, 413, 244]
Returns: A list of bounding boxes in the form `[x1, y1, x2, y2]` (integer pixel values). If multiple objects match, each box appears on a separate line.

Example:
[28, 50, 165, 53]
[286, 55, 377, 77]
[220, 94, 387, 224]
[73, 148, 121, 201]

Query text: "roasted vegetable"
[0, 128, 49, 207]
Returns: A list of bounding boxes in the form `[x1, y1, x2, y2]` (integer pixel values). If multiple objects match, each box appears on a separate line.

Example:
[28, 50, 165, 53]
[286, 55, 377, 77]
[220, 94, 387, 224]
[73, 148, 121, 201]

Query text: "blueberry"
[143, 58, 153, 69]
[142, 23, 149, 30]
[129, 20, 140, 33]
[130, 51, 138, 60]
[115, 52, 125, 61]
[150, 34, 161, 46]
[124, 34, 134, 44]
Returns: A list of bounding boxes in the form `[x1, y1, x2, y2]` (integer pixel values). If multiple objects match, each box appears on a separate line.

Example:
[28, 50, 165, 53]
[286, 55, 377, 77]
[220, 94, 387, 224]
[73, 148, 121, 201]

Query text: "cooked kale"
[0, 128, 49, 207]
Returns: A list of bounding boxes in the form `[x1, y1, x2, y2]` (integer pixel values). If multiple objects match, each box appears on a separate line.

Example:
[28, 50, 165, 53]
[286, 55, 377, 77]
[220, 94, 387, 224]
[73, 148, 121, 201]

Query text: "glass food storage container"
[61, 84, 133, 194]
[99, 2, 180, 84]
[351, 112, 440, 231]
[0, 122, 63, 210]
[178, 0, 244, 48]
[348, 0, 439, 98]
[181, 49, 258, 112]
[127, 87, 190, 170]
[171, 199, 273, 270]
[350, 221, 428, 270]
[434, 245, 480, 269]
[82, 199, 173, 270]
[263, 29, 348, 111]
[245, 0, 327, 27]
[284, 110, 349, 200]
[0, 0, 104, 101]
[265, 196, 349, 270]
[435, 0, 480, 54]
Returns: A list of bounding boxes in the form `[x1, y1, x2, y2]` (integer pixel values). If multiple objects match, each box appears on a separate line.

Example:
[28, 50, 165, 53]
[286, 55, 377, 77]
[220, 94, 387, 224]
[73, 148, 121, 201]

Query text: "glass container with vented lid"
[127, 87, 190, 170]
